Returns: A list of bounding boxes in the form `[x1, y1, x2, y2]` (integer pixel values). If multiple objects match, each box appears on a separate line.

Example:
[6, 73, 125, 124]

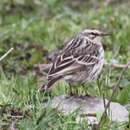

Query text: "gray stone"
[46, 95, 129, 124]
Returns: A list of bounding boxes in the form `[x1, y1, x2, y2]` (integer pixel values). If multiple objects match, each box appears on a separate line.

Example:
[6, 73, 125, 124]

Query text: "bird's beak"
[100, 32, 111, 36]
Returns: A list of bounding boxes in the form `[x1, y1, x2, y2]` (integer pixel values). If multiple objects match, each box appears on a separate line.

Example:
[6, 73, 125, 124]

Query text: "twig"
[96, 61, 130, 130]
[10, 119, 19, 130]
[0, 48, 14, 62]
[104, 62, 130, 69]
[9, 115, 24, 119]
[80, 113, 96, 117]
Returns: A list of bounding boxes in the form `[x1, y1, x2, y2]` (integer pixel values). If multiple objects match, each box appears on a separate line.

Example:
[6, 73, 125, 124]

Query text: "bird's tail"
[39, 76, 63, 92]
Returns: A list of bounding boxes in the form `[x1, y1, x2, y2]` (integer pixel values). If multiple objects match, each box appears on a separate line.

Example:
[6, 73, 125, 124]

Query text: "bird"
[40, 29, 109, 95]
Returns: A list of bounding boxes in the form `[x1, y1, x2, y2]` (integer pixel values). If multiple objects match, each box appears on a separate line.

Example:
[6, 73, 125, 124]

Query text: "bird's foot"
[65, 92, 78, 99]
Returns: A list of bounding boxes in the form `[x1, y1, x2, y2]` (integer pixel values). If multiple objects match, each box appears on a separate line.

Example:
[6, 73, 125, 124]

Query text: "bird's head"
[82, 29, 110, 43]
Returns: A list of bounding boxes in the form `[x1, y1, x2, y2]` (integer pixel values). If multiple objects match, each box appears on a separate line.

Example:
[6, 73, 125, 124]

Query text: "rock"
[46, 95, 129, 124]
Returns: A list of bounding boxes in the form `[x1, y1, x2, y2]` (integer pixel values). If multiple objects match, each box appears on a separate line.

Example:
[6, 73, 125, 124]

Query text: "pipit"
[40, 29, 109, 95]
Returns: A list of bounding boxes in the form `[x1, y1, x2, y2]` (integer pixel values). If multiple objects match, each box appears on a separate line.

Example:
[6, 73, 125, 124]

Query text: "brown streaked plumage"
[40, 29, 109, 93]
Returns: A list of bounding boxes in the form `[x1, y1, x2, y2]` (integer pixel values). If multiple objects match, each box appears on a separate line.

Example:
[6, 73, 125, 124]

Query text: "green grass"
[0, 0, 130, 129]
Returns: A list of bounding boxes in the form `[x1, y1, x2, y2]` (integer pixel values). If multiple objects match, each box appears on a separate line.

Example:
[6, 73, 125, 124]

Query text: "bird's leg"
[81, 84, 90, 96]
[68, 83, 75, 96]
[70, 85, 74, 96]
[75, 85, 79, 96]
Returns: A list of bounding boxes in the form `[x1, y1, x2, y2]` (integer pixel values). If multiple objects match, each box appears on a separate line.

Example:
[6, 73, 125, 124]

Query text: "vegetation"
[0, 0, 130, 129]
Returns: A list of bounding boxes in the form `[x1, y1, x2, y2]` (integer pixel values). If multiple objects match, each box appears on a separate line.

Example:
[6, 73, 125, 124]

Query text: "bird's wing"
[48, 35, 99, 80]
